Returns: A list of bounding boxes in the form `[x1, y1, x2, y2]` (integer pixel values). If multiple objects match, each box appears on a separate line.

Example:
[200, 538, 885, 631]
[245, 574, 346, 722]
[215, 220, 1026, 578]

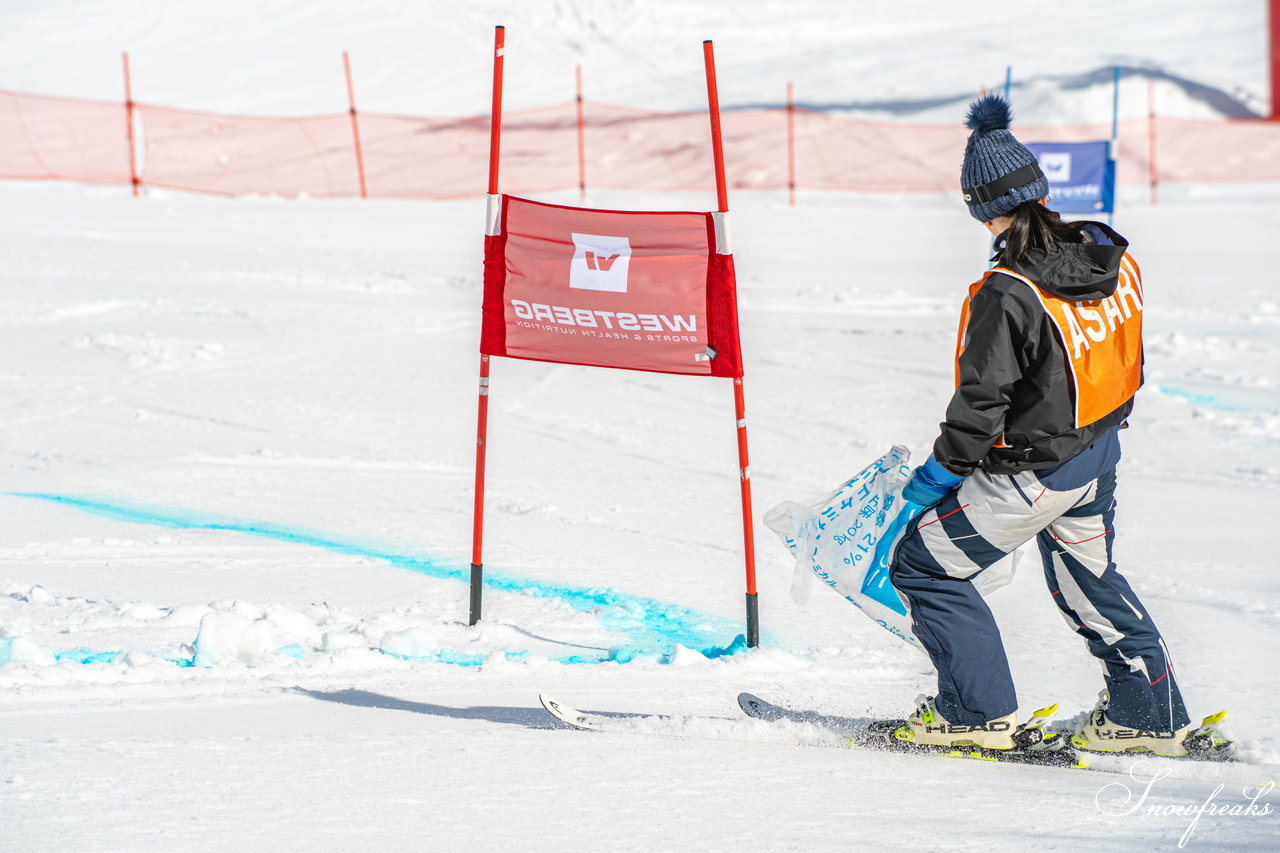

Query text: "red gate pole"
[122, 53, 140, 198]
[786, 81, 796, 207]
[343, 52, 369, 199]
[704, 40, 759, 648]
[471, 25, 505, 626]
[576, 64, 587, 201]
[732, 375, 759, 649]
[488, 27, 505, 197]
[471, 353, 491, 626]
[704, 40, 730, 213]
[1270, 0, 1280, 120]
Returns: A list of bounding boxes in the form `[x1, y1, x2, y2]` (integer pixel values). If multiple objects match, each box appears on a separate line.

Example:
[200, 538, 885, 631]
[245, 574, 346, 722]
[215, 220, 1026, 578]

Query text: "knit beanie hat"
[960, 94, 1049, 221]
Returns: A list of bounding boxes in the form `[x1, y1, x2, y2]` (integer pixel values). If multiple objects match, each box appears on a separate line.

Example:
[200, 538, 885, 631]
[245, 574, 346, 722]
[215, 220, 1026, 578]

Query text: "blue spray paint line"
[0, 638, 113, 666]
[13, 638, 752, 670]
[1155, 386, 1279, 414]
[52, 648, 120, 665]
[5, 492, 751, 661]
[384, 648, 525, 667]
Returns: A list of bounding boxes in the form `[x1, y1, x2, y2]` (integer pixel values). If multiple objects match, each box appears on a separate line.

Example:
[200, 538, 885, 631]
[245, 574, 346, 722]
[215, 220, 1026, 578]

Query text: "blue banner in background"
[1026, 140, 1115, 215]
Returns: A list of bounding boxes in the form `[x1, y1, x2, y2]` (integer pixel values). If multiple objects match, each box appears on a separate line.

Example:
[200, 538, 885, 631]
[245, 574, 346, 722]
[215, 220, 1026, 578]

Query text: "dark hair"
[1002, 200, 1086, 266]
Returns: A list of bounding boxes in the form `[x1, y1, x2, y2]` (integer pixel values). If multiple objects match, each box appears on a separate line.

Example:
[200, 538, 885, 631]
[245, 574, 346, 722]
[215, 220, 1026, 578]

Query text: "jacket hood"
[994, 221, 1129, 301]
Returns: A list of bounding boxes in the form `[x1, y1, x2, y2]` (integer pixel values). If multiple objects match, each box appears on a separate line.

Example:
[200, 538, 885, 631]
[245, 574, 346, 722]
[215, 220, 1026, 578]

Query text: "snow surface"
[1, 2, 1278, 851]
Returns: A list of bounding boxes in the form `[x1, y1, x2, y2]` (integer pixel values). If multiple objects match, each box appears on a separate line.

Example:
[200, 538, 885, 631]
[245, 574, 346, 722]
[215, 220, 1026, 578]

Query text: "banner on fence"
[1026, 140, 1115, 214]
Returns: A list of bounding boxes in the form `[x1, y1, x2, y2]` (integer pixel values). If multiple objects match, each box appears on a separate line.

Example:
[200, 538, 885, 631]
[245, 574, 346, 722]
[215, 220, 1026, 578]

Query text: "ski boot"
[865, 696, 1077, 766]
[890, 694, 1018, 750]
[1071, 691, 1234, 759]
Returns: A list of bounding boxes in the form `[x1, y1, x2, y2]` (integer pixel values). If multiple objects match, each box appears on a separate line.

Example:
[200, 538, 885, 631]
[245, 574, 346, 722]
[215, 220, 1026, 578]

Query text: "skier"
[888, 94, 1196, 756]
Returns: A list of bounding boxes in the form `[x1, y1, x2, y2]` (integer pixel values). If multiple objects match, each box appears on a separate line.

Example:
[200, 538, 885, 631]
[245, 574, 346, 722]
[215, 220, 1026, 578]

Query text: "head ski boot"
[893, 695, 1017, 750]
[1071, 691, 1195, 757]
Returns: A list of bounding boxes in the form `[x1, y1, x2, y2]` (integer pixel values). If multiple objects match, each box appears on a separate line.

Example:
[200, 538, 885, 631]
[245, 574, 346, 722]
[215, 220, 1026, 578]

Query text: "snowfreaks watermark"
[1095, 762, 1274, 848]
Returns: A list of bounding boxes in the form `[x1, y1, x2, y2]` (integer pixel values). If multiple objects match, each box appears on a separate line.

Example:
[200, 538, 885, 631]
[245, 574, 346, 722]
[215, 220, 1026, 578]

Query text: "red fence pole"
[704, 39, 759, 648]
[1269, 0, 1280, 119]
[576, 64, 587, 201]
[786, 81, 796, 207]
[471, 25, 505, 627]
[1270, 0, 1280, 119]
[1148, 80, 1159, 205]
[343, 51, 369, 199]
[122, 52, 140, 197]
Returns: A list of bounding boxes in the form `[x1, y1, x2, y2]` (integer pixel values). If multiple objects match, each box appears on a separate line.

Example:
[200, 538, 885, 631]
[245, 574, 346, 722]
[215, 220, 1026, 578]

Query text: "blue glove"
[903, 454, 965, 506]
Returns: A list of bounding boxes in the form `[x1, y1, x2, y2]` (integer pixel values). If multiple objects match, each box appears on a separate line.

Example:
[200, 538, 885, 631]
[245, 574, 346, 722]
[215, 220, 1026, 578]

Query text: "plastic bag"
[766, 446, 1022, 650]
[764, 446, 925, 649]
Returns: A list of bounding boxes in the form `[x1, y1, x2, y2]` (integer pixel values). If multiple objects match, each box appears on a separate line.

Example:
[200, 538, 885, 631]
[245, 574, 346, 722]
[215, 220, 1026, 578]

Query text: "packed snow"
[1, 2, 1278, 850]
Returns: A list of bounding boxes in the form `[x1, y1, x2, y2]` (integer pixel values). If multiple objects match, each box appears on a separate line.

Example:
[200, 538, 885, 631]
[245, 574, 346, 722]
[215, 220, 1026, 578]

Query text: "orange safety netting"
[4, 88, 1280, 198]
[136, 105, 360, 197]
[0, 90, 131, 185]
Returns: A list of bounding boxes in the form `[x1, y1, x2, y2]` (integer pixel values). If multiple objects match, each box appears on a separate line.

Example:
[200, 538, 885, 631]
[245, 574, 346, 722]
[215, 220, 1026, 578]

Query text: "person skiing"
[887, 94, 1198, 756]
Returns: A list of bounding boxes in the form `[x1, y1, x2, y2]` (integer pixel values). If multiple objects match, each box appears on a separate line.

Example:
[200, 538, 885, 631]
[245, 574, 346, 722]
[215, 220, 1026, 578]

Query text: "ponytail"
[1002, 200, 1086, 266]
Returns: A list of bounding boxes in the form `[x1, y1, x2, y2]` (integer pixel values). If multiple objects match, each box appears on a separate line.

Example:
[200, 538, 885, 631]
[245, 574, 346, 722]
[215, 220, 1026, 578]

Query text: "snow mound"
[0, 636, 57, 666]
[378, 627, 438, 659]
[192, 606, 319, 666]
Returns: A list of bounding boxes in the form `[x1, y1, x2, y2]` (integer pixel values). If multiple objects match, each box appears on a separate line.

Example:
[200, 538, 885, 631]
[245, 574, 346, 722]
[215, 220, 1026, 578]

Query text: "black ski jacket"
[934, 222, 1142, 477]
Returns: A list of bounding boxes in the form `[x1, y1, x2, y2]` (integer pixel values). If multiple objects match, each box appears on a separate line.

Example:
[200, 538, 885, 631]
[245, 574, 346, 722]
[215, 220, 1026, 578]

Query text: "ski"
[539, 693, 798, 745]
[538, 694, 773, 746]
[540, 692, 1083, 769]
[738, 692, 1085, 769]
[736, 692, 861, 733]
[740, 693, 1247, 767]
[540, 694, 621, 733]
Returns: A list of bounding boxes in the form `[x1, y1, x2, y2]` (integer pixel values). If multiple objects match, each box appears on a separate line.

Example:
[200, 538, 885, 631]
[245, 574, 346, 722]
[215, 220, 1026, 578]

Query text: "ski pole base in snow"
[745, 592, 759, 648]
[469, 563, 483, 626]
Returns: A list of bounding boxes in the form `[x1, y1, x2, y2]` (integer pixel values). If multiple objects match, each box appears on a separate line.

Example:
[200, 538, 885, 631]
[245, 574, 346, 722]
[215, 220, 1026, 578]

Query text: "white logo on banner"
[1039, 152, 1073, 183]
[570, 233, 631, 293]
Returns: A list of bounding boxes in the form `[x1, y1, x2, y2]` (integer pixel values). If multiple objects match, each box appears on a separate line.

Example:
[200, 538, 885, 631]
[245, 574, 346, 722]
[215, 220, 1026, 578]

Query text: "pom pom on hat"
[964, 93, 1013, 134]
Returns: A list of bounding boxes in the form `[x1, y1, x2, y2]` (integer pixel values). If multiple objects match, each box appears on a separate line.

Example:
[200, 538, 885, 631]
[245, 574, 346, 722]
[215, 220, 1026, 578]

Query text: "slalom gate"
[468, 27, 760, 647]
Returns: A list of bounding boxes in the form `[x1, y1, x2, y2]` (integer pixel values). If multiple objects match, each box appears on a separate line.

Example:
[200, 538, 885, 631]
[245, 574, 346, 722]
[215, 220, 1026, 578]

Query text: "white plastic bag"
[766, 448, 1020, 656]
[766, 446, 1022, 650]
[765, 446, 925, 649]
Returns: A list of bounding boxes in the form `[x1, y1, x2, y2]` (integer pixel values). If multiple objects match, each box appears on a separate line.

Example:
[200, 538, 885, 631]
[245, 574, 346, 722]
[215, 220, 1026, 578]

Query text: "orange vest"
[955, 256, 1144, 429]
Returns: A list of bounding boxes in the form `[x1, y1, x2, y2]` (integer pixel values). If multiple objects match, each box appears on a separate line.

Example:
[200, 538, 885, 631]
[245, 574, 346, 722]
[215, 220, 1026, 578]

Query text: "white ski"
[541, 692, 1081, 768]
[539, 694, 617, 732]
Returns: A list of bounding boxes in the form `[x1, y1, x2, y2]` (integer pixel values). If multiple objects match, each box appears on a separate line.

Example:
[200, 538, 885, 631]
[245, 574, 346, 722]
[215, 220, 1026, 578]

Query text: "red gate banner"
[481, 194, 742, 377]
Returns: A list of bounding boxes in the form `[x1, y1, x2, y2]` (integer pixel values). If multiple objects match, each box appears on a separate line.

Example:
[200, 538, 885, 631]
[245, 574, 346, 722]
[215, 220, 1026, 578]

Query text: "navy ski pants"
[890, 462, 1190, 731]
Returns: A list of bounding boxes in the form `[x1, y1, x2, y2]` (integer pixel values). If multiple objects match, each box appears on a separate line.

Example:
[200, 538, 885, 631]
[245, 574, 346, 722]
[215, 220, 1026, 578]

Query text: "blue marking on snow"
[1155, 385, 1279, 414]
[0, 638, 122, 666]
[52, 648, 120, 665]
[276, 643, 307, 660]
[5, 492, 751, 665]
[381, 648, 540, 667]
